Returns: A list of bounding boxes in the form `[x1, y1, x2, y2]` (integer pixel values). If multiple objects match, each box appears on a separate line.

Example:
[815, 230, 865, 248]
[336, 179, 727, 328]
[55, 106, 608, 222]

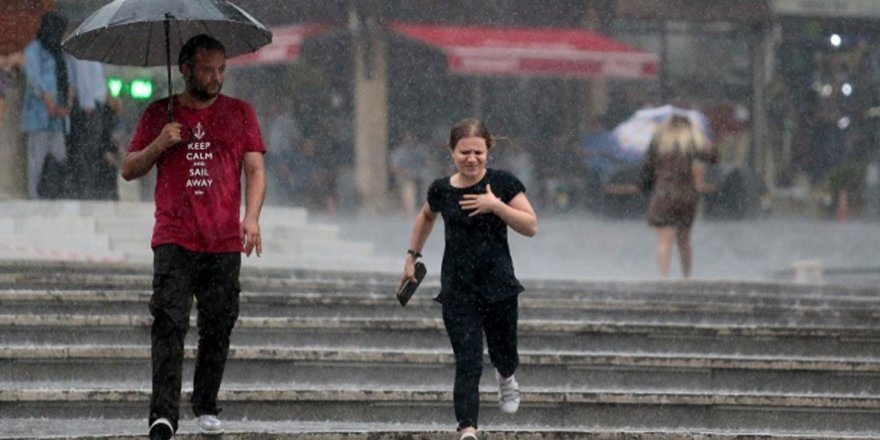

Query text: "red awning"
[229, 23, 330, 66]
[392, 23, 658, 80]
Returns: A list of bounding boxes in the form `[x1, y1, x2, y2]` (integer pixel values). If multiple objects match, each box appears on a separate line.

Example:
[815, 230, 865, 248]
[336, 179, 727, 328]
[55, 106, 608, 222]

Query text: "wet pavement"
[334, 212, 880, 282]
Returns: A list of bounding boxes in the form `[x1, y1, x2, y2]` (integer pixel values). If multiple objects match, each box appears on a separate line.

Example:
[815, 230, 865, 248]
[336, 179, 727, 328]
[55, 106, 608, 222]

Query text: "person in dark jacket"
[401, 118, 538, 440]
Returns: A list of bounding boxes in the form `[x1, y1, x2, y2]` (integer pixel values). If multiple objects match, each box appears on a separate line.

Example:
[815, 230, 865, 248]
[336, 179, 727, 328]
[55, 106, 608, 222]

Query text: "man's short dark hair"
[178, 34, 226, 67]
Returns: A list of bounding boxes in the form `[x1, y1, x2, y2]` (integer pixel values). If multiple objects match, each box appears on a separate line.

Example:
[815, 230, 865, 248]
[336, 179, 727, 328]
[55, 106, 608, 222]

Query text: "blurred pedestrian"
[21, 11, 74, 199]
[67, 57, 121, 199]
[495, 141, 535, 202]
[286, 137, 330, 211]
[94, 92, 123, 200]
[639, 115, 716, 278]
[120, 34, 266, 440]
[264, 101, 301, 206]
[400, 118, 538, 440]
[390, 129, 428, 215]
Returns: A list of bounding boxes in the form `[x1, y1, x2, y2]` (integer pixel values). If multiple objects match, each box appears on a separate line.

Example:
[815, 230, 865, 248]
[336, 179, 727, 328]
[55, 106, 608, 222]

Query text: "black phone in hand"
[396, 261, 426, 306]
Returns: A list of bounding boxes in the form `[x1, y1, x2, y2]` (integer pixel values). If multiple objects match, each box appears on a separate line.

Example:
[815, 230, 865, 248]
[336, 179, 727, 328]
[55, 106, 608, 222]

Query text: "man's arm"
[120, 122, 182, 181]
[241, 151, 266, 257]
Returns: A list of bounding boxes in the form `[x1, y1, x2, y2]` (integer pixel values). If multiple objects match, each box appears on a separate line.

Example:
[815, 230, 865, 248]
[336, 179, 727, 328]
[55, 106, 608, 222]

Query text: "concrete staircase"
[0, 200, 397, 272]
[1, 261, 879, 439]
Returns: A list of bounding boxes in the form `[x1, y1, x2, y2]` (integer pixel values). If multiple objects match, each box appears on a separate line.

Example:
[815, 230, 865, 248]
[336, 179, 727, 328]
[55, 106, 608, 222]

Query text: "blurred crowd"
[6, 11, 123, 201]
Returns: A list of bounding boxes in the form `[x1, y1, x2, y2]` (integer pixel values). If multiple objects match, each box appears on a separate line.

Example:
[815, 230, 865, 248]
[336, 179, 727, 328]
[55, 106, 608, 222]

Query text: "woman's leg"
[676, 227, 692, 278]
[655, 226, 675, 278]
[442, 301, 484, 431]
[483, 296, 518, 378]
[484, 296, 520, 414]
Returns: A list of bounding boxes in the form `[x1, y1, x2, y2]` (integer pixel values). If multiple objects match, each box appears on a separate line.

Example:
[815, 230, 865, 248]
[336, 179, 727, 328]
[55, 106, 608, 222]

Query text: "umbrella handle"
[165, 14, 174, 122]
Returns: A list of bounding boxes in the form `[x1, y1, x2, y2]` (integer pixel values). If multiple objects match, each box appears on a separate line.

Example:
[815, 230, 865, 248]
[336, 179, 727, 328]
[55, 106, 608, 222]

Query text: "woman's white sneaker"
[197, 415, 224, 434]
[496, 371, 520, 414]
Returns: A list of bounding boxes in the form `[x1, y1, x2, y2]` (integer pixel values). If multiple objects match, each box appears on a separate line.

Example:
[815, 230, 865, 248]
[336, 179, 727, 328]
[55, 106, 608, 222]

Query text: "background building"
[0, 0, 874, 218]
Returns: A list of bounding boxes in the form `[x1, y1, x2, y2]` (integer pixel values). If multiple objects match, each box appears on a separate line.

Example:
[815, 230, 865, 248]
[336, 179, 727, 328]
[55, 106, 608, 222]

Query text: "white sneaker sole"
[199, 426, 224, 435]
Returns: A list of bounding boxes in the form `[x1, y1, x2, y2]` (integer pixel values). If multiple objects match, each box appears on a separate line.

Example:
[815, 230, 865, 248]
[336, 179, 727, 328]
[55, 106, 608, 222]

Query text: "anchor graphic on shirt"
[192, 122, 205, 140]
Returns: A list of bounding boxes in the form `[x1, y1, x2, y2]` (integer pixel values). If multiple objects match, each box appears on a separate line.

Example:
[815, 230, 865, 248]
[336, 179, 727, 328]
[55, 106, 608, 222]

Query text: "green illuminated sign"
[130, 79, 153, 99]
[106, 77, 154, 99]
[107, 78, 123, 98]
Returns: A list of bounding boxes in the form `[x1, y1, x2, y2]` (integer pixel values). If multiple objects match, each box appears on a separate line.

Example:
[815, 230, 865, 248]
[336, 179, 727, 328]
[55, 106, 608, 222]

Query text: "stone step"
[262, 223, 341, 241]
[4, 346, 880, 395]
[0, 218, 13, 234]
[257, 206, 310, 226]
[0, 261, 401, 285]
[12, 216, 98, 234]
[2, 315, 878, 358]
[121, 243, 379, 264]
[3, 420, 875, 440]
[7, 284, 880, 307]
[4, 269, 880, 305]
[261, 240, 375, 256]
[75, 200, 157, 218]
[0, 201, 386, 271]
[0, 250, 400, 269]
[9, 227, 341, 252]
[0, 249, 126, 263]
[0, 232, 113, 250]
[2, 259, 880, 298]
[236, 254, 397, 272]
[3, 289, 879, 326]
[0, 253, 876, 439]
[3, 388, 879, 433]
[0, 200, 310, 224]
[0, 260, 877, 288]
[0, 200, 96, 217]
[16, 291, 880, 324]
[96, 219, 342, 242]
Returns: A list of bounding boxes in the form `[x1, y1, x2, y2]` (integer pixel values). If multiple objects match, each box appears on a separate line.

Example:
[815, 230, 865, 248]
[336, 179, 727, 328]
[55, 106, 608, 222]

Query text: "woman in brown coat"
[639, 115, 716, 278]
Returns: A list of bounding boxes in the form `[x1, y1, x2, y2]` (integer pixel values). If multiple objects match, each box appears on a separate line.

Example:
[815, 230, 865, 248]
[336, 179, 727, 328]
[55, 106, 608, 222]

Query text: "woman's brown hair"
[449, 118, 493, 150]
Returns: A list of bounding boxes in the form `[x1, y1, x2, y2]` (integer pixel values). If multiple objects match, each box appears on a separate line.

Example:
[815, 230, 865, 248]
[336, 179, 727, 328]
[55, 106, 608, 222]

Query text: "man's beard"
[188, 81, 222, 101]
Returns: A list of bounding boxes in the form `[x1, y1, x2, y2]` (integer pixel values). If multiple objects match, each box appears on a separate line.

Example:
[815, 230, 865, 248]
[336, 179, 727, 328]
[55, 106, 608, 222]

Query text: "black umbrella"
[62, 0, 272, 120]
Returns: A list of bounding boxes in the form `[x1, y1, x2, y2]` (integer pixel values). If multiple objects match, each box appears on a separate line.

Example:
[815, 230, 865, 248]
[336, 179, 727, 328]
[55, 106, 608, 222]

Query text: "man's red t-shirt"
[128, 95, 266, 253]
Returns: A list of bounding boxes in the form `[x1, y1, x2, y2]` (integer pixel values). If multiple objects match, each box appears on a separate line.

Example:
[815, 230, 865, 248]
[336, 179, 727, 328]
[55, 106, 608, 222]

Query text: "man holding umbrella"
[120, 34, 266, 439]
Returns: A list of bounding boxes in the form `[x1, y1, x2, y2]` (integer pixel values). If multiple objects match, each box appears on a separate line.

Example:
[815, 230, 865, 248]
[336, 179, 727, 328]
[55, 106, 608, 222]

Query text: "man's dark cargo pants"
[148, 244, 241, 432]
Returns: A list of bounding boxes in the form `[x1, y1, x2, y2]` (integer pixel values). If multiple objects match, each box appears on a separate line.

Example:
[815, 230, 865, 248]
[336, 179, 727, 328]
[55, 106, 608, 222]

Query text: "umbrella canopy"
[62, 0, 271, 67]
[62, 0, 272, 120]
[611, 105, 711, 160]
[392, 22, 658, 79]
[227, 23, 331, 67]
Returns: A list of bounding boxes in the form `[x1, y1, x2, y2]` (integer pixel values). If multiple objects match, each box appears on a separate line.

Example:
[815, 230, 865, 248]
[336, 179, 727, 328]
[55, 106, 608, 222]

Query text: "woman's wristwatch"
[406, 248, 422, 260]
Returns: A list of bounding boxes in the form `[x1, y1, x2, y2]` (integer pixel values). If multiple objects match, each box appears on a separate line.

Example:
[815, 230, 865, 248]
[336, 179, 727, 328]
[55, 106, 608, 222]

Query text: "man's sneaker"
[149, 418, 174, 440]
[496, 370, 520, 414]
[197, 414, 224, 434]
[459, 432, 478, 440]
